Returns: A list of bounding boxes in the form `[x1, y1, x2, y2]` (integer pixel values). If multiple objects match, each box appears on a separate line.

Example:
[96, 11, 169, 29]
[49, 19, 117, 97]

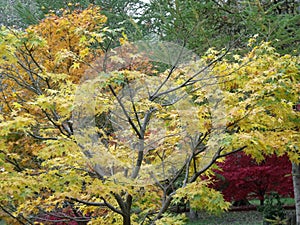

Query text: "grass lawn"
[186, 198, 295, 225]
[249, 197, 295, 206]
[186, 210, 263, 225]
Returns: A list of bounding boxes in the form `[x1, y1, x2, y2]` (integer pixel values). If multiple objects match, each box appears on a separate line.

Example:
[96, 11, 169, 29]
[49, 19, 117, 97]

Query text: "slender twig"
[219, 145, 247, 158]
[149, 65, 176, 100]
[2, 71, 39, 94]
[5, 157, 23, 172]
[22, 42, 44, 72]
[144, 131, 184, 150]
[149, 171, 165, 191]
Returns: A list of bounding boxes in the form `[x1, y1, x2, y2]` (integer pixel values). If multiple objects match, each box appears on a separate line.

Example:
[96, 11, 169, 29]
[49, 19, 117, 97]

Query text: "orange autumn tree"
[0, 6, 299, 225]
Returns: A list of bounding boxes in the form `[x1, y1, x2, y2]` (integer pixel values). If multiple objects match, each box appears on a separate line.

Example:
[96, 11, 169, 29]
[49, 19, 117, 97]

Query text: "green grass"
[186, 211, 263, 225]
[249, 197, 295, 206]
[186, 198, 295, 225]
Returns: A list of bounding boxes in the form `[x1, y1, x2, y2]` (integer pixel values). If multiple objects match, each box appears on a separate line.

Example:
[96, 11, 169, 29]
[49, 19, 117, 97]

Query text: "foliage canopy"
[0, 4, 299, 225]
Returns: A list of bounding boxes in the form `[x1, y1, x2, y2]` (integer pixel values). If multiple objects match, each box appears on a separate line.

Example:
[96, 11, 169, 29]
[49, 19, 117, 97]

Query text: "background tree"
[0, 0, 39, 27]
[143, 0, 300, 55]
[5, 0, 299, 54]
[212, 152, 294, 206]
[3, 0, 148, 43]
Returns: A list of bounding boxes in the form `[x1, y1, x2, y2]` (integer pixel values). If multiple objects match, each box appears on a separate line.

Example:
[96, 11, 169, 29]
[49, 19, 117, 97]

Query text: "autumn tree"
[0, 6, 230, 225]
[0, 6, 299, 225]
[0, 6, 109, 224]
[212, 152, 294, 206]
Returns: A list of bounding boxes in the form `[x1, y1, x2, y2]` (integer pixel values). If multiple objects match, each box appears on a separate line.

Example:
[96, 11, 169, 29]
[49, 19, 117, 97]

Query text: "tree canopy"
[0, 2, 299, 225]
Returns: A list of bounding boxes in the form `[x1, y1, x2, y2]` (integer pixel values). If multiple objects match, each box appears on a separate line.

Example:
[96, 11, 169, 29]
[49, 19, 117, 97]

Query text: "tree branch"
[0, 204, 32, 225]
[127, 81, 142, 130]
[66, 197, 106, 207]
[111, 193, 127, 216]
[109, 84, 142, 139]
[27, 132, 58, 141]
[150, 48, 230, 101]
[189, 145, 247, 183]
[218, 145, 247, 158]
[67, 196, 123, 215]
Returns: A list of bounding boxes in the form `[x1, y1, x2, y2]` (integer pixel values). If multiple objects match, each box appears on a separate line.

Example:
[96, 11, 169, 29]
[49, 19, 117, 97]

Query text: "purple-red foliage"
[36, 205, 90, 225]
[212, 152, 294, 204]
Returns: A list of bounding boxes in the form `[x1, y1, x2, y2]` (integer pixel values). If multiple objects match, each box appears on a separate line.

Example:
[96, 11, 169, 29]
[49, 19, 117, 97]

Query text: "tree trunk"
[122, 214, 131, 225]
[188, 208, 199, 221]
[292, 163, 300, 225]
[260, 198, 264, 206]
[119, 194, 132, 225]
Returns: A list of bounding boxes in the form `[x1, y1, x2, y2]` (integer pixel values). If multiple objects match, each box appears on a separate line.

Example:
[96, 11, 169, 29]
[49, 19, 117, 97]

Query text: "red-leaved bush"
[35, 205, 90, 225]
[212, 152, 294, 205]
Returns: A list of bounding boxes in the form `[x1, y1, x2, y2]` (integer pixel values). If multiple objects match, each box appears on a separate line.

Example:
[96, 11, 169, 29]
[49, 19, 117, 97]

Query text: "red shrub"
[212, 152, 294, 205]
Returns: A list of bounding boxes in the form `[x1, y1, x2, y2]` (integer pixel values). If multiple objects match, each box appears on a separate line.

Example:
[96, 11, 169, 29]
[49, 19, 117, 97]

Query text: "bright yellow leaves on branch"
[211, 42, 300, 163]
[0, 7, 109, 163]
[0, 7, 110, 223]
[173, 180, 231, 214]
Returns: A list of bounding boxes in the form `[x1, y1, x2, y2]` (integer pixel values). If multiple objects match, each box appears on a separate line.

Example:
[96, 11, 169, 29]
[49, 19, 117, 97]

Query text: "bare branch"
[101, 196, 124, 216]
[149, 43, 189, 101]
[189, 145, 247, 183]
[149, 171, 165, 191]
[0, 204, 32, 225]
[110, 193, 127, 216]
[150, 48, 230, 101]
[149, 65, 175, 101]
[27, 132, 58, 141]
[127, 81, 142, 130]
[141, 107, 155, 135]
[218, 145, 247, 158]
[109, 84, 142, 139]
[131, 139, 144, 179]
[67, 196, 123, 215]
[189, 147, 223, 183]
[151, 193, 174, 224]
[67, 197, 106, 207]
[22, 42, 44, 72]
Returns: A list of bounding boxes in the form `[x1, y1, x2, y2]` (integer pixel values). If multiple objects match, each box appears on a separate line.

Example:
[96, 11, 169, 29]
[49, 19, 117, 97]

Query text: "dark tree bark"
[292, 163, 300, 225]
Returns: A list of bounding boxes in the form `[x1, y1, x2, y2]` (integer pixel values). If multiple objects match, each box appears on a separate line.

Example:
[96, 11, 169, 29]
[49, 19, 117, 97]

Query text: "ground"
[187, 209, 296, 225]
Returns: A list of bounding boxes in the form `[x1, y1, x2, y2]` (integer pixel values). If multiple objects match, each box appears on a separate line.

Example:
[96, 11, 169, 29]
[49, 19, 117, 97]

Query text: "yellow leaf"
[72, 62, 80, 69]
